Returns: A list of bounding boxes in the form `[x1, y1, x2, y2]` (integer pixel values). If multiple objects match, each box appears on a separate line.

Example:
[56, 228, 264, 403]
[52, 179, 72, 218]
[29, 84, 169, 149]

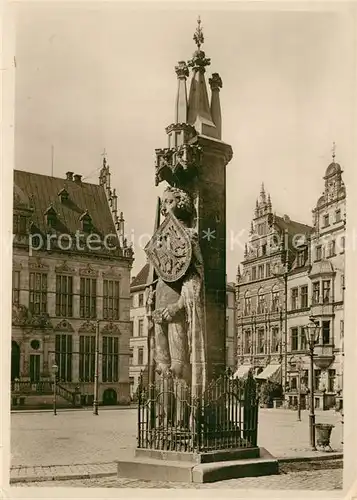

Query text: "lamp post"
[289, 355, 303, 421]
[52, 363, 58, 416]
[93, 320, 100, 415]
[305, 320, 321, 450]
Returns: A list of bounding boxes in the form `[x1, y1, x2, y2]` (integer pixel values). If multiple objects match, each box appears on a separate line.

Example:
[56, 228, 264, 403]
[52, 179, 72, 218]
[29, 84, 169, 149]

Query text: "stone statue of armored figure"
[146, 185, 205, 392]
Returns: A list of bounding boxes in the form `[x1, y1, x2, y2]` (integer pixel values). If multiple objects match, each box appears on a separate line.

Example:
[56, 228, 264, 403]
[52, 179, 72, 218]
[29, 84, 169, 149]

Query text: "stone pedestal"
[116, 447, 278, 484]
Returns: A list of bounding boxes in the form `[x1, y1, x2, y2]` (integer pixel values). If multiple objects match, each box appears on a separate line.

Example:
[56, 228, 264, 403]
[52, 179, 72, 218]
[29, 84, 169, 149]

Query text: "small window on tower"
[323, 214, 330, 227]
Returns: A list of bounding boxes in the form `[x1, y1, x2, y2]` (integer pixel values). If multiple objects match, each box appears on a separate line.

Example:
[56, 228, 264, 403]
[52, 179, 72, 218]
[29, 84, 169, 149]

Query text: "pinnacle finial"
[332, 141, 336, 162]
[101, 148, 107, 168]
[193, 16, 204, 50]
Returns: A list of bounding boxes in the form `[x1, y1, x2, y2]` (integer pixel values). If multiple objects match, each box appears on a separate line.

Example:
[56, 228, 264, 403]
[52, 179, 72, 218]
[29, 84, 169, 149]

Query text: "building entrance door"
[11, 341, 20, 381]
[30, 355, 40, 382]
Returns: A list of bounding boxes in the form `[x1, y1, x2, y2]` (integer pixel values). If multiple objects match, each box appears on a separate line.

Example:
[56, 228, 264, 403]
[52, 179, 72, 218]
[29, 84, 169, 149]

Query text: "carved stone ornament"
[78, 320, 96, 333]
[55, 260, 75, 275]
[79, 263, 98, 277]
[144, 212, 192, 283]
[54, 319, 75, 332]
[29, 257, 49, 271]
[155, 144, 202, 187]
[101, 322, 121, 335]
[30, 314, 53, 330]
[102, 266, 121, 280]
[12, 304, 31, 326]
[13, 261, 23, 271]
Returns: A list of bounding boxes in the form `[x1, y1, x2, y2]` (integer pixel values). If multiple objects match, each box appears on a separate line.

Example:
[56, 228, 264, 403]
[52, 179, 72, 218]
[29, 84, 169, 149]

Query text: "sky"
[13, 1, 356, 281]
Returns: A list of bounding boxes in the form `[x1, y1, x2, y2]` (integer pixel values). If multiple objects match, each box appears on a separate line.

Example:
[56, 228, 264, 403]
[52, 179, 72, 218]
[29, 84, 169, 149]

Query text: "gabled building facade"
[236, 155, 346, 410]
[11, 159, 134, 407]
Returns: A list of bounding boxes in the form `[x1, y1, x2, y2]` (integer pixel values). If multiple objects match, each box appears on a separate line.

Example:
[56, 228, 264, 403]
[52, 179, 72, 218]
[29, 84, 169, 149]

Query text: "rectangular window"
[258, 294, 265, 314]
[312, 282, 320, 305]
[291, 328, 299, 351]
[80, 278, 97, 318]
[297, 250, 305, 267]
[29, 272, 47, 315]
[12, 270, 20, 305]
[29, 355, 40, 383]
[138, 318, 144, 336]
[291, 288, 298, 310]
[103, 279, 120, 320]
[262, 244, 267, 256]
[102, 336, 119, 382]
[265, 262, 270, 277]
[300, 285, 308, 308]
[55, 275, 73, 317]
[55, 334, 72, 382]
[323, 214, 329, 227]
[244, 297, 251, 315]
[328, 369, 336, 392]
[314, 369, 321, 391]
[322, 280, 331, 304]
[258, 265, 264, 279]
[322, 321, 330, 345]
[335, 209, 341, 222]
[272, 291, 280, 312]
[300, 327, 307, 351]
[316, 246, 322, 261]
[79, 335, 95, 382]
[290, 376, 297, 391]
[252, 267, 257, 280]
[138, 347, 144, 365]
[271, 327, 280, 352]
[340, 319, 344, 339]
[129, 348, 133, 366]
[258, 329, 265, 353]
[244, 330, 251, 354]
[328, 240, 336, 257]
[138, 293, 144, 307]
[340, 236, 345, 253]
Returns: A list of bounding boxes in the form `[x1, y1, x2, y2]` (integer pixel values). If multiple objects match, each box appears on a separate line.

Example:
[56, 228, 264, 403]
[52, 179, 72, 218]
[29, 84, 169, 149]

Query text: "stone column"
[42, 334, 50, 378]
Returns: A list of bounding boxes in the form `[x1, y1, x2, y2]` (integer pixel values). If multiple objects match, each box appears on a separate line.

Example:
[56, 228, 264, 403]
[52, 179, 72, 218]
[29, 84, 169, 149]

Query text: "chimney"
[66, 171, 74, 181]
[74, 174, 82, 184]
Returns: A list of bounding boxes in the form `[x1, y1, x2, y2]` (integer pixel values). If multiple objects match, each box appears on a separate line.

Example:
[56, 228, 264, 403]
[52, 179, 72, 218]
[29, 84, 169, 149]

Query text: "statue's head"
[161, 186, 195, 222]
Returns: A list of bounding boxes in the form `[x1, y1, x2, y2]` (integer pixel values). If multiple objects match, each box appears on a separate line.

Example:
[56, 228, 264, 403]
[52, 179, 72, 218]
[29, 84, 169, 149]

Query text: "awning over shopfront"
[255, 363, 281, 384]
[233, 365, 252, 379]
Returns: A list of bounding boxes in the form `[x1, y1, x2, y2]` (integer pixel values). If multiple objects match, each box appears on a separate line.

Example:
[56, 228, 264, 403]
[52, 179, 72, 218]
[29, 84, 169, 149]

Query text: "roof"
[13, 170, 123, 255]
[274, 215, 313, 236]
[131, 263, 150, 289]
[309, 259, 334, 278]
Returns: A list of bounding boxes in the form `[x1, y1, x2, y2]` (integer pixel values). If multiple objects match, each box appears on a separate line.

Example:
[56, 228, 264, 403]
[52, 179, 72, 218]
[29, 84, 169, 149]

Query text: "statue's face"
[162, 191, 179, 216]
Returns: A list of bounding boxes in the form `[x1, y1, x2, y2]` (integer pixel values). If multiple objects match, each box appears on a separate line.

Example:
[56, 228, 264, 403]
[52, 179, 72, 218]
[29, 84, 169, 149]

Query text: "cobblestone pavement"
[11, 407, 343, 468]
[13, 468, 343, 489]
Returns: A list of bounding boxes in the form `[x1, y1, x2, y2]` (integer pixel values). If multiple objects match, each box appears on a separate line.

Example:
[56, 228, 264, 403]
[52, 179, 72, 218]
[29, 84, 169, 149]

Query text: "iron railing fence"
[137, 369, 258, 453]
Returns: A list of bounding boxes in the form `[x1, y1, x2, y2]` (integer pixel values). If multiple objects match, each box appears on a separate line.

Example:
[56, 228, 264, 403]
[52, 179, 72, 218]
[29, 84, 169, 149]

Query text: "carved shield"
[145, 213, 192, 283]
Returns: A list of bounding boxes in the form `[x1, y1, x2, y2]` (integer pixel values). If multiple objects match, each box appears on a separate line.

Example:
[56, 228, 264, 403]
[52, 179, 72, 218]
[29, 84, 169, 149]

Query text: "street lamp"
[52, 363, 58, 416]
[305, 320, 321, 450]
[93, 320, 100, 415]
[288, 356, 303, 421]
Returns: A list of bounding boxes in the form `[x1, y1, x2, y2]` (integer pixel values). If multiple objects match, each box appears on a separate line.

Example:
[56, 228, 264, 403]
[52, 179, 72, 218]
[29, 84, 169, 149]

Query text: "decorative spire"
[209, 73, 222, 139]
[236, 265, 241, 280]
[187, 17, 216, 137]
[250, 221, 254, 235]
[244, 243, 248, 258]
[193, 15, 204, 50]
[175, 61, 189, 123]
[260, 182, 266, 200]
[267, 193, 272, 210]
[332, 141, 336, 162]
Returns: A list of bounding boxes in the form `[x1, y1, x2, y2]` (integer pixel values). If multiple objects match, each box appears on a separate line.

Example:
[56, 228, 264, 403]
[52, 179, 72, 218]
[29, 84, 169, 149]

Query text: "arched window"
[257, 288, 265, 314]
[244, 291, 251, 316]
[271, 285, 280, 312]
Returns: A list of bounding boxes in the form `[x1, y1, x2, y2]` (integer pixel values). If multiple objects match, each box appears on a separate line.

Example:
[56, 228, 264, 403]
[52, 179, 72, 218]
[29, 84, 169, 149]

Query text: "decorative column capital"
[175, 61, 189, 79]
[209, 72, 222, 91]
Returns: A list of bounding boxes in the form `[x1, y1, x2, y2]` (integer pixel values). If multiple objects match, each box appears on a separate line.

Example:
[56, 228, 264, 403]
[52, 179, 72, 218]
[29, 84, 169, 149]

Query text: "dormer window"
[297, 250, 305, 267]
[80, 210, 92, 233]
[58, 188, 69, 203]
[44, 205, 57, 228]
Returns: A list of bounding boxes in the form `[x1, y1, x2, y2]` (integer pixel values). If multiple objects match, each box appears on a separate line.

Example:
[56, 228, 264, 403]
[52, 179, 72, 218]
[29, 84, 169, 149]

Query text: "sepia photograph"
[1, 0, 357, 496]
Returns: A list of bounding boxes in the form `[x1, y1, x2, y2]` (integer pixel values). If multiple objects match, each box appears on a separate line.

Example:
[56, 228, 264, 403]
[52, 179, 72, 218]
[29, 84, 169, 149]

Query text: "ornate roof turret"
[187, 17, 219, 139]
